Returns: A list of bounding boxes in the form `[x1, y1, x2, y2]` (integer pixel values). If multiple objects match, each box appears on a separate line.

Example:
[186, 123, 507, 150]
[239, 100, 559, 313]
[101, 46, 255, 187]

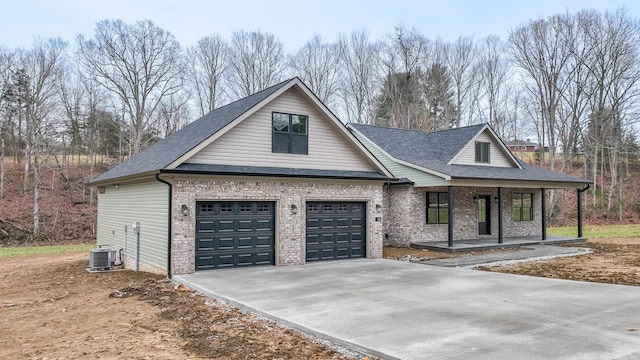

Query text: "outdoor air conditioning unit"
[88, 248, 116, 271]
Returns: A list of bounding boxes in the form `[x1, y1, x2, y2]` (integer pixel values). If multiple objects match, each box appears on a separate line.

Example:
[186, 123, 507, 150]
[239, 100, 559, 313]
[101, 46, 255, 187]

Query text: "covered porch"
[411, 234, 587, 252]
[430, 183, 591, 250]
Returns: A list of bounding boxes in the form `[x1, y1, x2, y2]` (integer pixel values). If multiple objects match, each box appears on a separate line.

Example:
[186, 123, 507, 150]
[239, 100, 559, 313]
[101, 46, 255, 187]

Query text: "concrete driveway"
[175, 259, 640, 360]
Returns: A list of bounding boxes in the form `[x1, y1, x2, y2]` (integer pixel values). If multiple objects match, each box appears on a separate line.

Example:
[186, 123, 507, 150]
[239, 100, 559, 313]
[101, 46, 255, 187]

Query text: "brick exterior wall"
[171, 176, 384, 275]
[383, 186, 542, 247]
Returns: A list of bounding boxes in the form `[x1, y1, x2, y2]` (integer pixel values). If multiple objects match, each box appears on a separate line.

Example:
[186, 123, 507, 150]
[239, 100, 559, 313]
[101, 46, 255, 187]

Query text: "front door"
[477, 195, 491, 235]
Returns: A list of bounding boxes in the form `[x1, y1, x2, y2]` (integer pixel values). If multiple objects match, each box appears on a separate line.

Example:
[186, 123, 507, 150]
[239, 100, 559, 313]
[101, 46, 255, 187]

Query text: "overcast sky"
[1, 0, 638, 52]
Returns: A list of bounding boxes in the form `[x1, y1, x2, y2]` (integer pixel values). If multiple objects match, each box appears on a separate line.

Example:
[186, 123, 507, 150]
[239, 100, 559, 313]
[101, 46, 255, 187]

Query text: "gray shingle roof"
[351, 124, 588, 185]
[90, 78, 295, 184]
[166, 163, 391, 180]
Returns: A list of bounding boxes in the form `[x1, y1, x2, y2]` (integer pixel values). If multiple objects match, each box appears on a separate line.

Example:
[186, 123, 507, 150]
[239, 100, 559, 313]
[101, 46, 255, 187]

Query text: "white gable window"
[272, 112, 308, 155]
[475, 141, 490, 163]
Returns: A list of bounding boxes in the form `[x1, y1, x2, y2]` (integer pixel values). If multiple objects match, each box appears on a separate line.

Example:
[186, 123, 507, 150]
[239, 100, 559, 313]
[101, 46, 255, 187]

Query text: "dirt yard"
[477, 237, 640, 286]
[0, 252, 358, 360]
[385, 238, 640, 286]
[2, 238, 638, 359]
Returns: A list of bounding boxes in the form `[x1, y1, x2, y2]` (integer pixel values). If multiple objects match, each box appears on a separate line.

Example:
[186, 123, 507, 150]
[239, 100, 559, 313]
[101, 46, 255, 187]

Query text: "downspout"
[447, 186, 454, 247]
[541, 188, 546, 240]
[577, 184, 591, 238]
[497, 187, 503, 244]
[156, 174, 173, 279]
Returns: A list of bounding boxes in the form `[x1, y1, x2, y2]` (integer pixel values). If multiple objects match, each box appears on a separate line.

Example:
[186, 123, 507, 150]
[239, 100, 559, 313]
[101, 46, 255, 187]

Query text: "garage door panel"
[335, 248, 349, 258]
[306, 234, 319, 245]
[255, 252, 274, 264]
[218, 237, 235, 250]
[306, 218, 320, 229]
[237, 236, 253, 248]
[237, 253, 253, 265]
[196, 255, 214, 269]
[238, 220, 253, 231]
[196, 238, 214, 251]
[256, 219, 273, 230]
[256, 236, 273, 247]
[321, 248, 335, 259]
[336, 233, 349, 243]
[219, 220, 235, 232]
[196, 201, 275, 270]
[306, 201, 366, 262]
[197, 220, 215, 233]
[321, 218, 334, 228]
[321, 234, 333, 244]
[218, 254, 235, 267]
[350, 246, 364, 257]
[307, 249, 320, 260]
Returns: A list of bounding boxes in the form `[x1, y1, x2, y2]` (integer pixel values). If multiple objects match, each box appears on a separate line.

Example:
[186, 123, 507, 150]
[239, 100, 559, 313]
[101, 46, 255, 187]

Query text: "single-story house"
[88, 77, 394, 276]
[348, 124, 589, 247]
[505, 138, 546, 153]
[89, 77, 589, 277]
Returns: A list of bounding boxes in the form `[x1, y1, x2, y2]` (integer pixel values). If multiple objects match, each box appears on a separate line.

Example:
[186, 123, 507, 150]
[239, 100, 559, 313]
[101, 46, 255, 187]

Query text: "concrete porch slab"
[411, 235, 587, 252]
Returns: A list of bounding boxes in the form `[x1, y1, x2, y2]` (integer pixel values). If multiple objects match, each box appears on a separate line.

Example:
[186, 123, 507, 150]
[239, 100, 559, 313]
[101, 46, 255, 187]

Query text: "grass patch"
[0, 243, 96, 258]
[548, 224, 640, 239]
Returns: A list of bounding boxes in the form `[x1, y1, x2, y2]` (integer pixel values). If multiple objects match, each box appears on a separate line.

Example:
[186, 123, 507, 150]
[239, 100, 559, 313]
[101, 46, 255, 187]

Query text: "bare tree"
[0, 48, 13, 199]
[556, 17, 590, 173]
[578, 8, 640, 213]
[288, 34, 341, 109]
[508, 14, 574, 171]
[14, 38, 67, 195]
[155, 91, 191, 138]
[187, 34, 228, 116]
[76, 19, 184, 155]
[338, 29, 381, 124]
[477, 35, 512, 139]
[12, 38, 67, 235]
[227, 29, 285, 98]
[446, 36, 477, 128]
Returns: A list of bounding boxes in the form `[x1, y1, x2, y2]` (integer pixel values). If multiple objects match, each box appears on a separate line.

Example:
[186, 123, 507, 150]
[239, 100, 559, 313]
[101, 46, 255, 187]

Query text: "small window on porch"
[512, 193, 533, 221]
[426, 192, 448, 224]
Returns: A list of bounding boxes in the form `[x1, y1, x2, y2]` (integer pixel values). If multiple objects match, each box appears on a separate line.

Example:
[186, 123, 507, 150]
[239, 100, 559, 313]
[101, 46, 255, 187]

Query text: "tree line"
[1, 7, 639, 234]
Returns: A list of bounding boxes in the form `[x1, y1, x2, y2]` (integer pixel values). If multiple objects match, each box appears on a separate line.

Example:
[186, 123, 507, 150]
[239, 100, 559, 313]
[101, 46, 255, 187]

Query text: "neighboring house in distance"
[348, 124, 589, 247]
[505, 138, 545, 153]
[88, 77, 394, 276]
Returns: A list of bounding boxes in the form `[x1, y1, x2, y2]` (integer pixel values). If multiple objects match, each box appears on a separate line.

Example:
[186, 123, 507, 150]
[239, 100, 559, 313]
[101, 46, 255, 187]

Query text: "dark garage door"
[306, 202, 366, 261]
[195, 201, 275, 270]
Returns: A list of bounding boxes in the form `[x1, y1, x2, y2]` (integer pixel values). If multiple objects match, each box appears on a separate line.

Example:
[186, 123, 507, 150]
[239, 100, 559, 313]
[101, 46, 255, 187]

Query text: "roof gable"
[448, 126, 522, 169]
[184, 86, 379, 172]
[91, 77, 391, 185]
[91, 78, 292, 184]
[350, 123, 486, 174]
[350, 123, 588, 187]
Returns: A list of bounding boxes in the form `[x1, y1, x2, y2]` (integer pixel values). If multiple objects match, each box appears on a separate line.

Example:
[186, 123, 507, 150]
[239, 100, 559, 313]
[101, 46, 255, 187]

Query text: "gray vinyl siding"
[453, 130, 514, 167]
[186, 87, 375, 171]
[353, 131, 447, 187]
[96, 180, 169, 272]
